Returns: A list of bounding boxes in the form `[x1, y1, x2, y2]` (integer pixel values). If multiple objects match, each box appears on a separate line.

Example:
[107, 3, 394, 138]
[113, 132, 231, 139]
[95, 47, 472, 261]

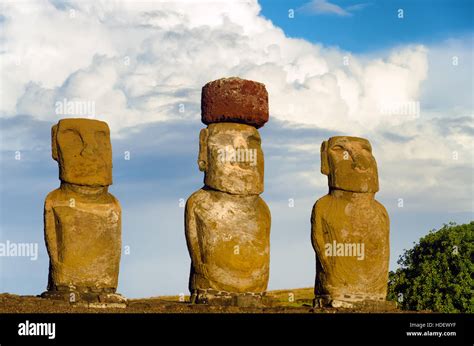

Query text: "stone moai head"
[198, 77, 269, 195]
[321, 136, 379, 193]
[51, 118, 112, 186]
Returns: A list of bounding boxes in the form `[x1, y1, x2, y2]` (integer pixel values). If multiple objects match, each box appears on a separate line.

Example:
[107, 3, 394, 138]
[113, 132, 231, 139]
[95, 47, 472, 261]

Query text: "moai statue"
[185, 77, 271, 307]
[311, 136, 390, 308]
[42, 118, 125, 306]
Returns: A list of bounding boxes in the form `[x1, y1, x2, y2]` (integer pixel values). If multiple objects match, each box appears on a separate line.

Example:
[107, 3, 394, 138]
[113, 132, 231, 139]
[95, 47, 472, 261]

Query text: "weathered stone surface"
[186, 188, 271, 296]
[321, 136, 379, 193]
[199, 123, 264, 195]
[311, 136, 389, 307]
[201, 77, 269, 129]
[52, 118, 113, 186]
[186, 83, 271, 306]
[43, 118, 123, 304]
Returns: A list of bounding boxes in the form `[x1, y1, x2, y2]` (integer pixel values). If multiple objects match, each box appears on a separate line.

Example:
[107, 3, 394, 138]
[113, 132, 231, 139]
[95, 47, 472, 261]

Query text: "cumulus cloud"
[0, 0, 472, 213]
[1, 0, 429, 132]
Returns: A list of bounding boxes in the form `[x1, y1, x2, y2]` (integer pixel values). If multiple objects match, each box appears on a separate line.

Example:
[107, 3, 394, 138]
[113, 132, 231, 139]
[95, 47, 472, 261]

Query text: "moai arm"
[184, 194, 205, 276]
[44, 193, 58, 268]
[311, 200, 329, 273]
[377, 200, 391, 263]
[378, 201, 390, 231]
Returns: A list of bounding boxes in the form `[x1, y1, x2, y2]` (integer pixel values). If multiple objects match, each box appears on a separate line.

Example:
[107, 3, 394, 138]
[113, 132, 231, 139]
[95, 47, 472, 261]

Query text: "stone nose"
[233, 135, 248, 149]
[80, 143, 95, 157]
[350, 150, 371, 171]
[80, 135, 98, 157]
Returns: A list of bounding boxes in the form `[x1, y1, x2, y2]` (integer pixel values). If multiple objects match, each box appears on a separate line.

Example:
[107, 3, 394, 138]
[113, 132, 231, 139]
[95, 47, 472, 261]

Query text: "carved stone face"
[52, 118, 112, 186]
[321, 136, 379, 193]
[198, 122, 264, 195]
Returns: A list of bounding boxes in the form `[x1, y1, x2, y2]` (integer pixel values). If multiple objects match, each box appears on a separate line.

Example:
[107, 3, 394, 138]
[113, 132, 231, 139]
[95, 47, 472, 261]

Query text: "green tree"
[388, 221, 473, 312]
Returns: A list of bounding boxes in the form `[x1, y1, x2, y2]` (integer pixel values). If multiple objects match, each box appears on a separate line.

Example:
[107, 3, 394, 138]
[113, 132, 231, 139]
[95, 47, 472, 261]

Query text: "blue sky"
[260, 0, 474, 52]
[0, 0, 472, 298]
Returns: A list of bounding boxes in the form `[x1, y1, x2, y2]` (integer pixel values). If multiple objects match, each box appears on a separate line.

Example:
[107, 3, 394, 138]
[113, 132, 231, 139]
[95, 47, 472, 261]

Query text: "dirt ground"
[0, 287, 404, 313]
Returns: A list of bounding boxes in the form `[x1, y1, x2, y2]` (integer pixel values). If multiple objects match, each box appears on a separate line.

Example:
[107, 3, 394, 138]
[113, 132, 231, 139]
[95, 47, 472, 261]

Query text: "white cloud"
[0, 0, 472, 213]
[297, 0, 371, 17]
[298, 0, 351, 17]
[1, 0, 429, 132]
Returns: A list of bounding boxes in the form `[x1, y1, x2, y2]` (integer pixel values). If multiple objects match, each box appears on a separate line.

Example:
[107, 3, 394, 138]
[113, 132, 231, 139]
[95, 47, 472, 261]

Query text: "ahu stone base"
[314, 294, 397, 310]
[41, 288, 127, 309]
[190, 289, 270, 308]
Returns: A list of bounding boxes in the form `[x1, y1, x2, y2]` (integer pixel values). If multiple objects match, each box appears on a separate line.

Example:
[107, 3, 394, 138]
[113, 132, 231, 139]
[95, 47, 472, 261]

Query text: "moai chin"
[185, 77, 271, 307]
[42, 118, 125, 306]
[311, 136, 390, 308]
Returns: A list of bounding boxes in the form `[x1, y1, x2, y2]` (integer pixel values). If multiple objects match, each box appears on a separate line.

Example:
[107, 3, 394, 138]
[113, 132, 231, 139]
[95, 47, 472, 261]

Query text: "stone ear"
[320, 140, 329, 176]
[198, 128, 208, 172]
[51, 124, 59, 162]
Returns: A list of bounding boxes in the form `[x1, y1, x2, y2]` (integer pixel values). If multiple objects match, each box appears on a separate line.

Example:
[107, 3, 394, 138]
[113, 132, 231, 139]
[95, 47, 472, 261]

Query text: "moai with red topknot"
[185, 77, 271, 307]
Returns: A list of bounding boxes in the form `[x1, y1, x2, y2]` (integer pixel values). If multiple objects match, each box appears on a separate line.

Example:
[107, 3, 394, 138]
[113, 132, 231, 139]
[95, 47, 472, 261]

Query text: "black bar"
[0, 313, 472, 345]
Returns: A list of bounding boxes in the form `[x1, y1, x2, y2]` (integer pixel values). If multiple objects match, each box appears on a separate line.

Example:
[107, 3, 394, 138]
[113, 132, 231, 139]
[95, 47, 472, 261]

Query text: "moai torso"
[44, 185, 121, 291]
[312, 192, 389, 302]
[186, 189, 270, 293]
[43, 118, 123, 304]
[186, 78, 271, 306]
[311, 136, 390, 307]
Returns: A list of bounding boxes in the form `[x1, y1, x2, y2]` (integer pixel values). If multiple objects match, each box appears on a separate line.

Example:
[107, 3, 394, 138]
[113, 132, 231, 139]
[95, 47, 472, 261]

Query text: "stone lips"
[201, 77, 269, 129]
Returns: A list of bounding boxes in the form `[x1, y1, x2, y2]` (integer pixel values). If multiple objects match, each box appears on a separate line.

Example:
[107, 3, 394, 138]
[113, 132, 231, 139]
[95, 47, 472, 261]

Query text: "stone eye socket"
[95, 130, 110, 143]
[95, 131, 106, 139]
[210, 133, 232, 144]
[62, 128, 79, 135]
[331, 145, 344, 150]
[61, 129, 82, 143]
[248, 135, 261, 145]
